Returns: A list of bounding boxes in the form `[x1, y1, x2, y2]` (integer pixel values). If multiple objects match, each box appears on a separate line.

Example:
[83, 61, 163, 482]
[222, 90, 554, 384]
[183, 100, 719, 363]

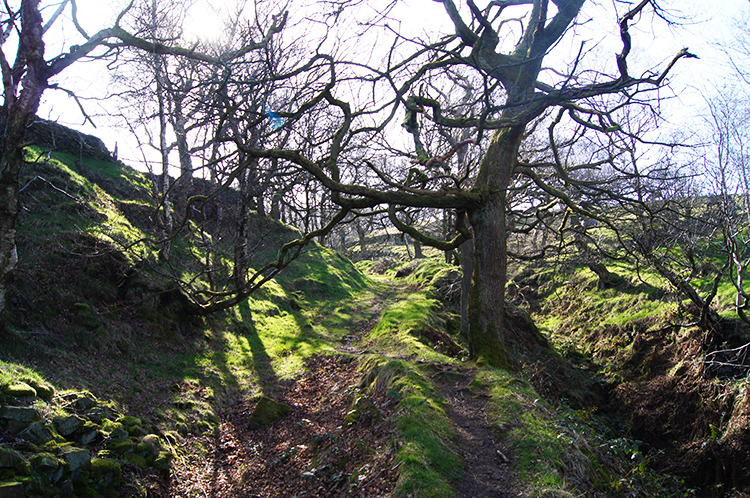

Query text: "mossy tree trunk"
[465, 126, 526, 367]
[0, 0, 46, 331]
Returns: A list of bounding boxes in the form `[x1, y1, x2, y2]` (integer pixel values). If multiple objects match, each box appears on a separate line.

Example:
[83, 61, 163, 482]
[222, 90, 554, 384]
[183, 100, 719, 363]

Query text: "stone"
[0, 406, 41, 423]
[105, 438, 134, 455]
[247, 396, 292, 429]
[90, 458, 122, 487]
[30, 452, 61, 471]
[0, 448, 26, 469]
[123, 452, 148, 469]
[22, 379, 54, 400]
[139, 434, 162, 459]
[0, 482, 23, 498]
[86, 405, 119, 424]
[53, 416, 85, 437]
[117, 416, 142, 433]
[7, 421, 29, 434]
[102, 420, 127, 439]
[153, 450, 173, 470]
[109, 427, 128, 440]
[74, 395, 97, 411]
[2, 382, 36, 398]
[19, 421, 53, 444]
[59, 446, 90, 471]
[75, 428, 99, 446]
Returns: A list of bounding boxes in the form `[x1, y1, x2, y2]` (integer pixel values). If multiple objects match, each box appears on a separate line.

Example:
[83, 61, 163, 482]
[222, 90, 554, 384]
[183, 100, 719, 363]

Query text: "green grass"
[358, 356, 461, 498]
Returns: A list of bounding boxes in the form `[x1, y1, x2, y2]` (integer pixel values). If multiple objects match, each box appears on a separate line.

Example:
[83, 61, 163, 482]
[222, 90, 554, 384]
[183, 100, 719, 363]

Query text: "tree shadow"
[236, 299, 280, 394]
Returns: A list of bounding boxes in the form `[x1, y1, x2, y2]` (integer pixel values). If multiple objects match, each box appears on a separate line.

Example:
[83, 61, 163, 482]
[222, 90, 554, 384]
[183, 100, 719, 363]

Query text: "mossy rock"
[29, 452, 62, 471]
[138, 434, 162, 460]
[123, 452, 148, 469]
[102, 420, 127, 440]
[116, 415, 142, 434]
[87, 405, 120, 424]
[59, 446, 91, 472]
[105, 438, 135, 455]
[0, 406, 41, 423]
[0, 482, 23, 498]
[73, 302, 101, 330]
[247, 396, 292, 430]
[153, 450, 173, 471]
[2, 383, 36, 398]
[20, 379, 54, 400]
[0, 448, 30, 475]
[52, 415, 85, 437]
[23, 421, 55, 444]
[72, 395, 97, 411]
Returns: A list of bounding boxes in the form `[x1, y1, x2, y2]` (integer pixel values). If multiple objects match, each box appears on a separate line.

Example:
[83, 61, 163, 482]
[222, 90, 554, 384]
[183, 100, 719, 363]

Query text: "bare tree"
[0, 0, 284, 329]
[224, 0, 696, 366]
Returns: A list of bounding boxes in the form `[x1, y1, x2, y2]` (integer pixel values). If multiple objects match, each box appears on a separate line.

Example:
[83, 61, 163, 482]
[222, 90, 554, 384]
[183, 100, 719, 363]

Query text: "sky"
[32, 0, 750, 172]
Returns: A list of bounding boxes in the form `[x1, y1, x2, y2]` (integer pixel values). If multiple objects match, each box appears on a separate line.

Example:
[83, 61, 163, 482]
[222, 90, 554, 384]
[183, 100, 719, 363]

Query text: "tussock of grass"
[366, 291, 455, 362]
[358, 356, 460, 498]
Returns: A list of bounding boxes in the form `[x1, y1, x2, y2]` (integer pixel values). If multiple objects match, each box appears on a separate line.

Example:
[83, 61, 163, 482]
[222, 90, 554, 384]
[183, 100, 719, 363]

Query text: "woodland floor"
[163, 284, 520, 498]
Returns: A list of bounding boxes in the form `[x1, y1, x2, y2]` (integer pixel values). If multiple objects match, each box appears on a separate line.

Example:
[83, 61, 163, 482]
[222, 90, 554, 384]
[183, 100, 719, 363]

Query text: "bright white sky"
[34, 0, 750, 171]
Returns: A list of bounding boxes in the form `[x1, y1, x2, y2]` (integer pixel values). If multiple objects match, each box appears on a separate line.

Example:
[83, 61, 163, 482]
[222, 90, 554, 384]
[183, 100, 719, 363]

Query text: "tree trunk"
[0, 170, 20, 331]
[172, 99, 192, 216]
[467, 198, 510, 367]
[0, 0, 46, 330]
[466, 126, 550, 366]
[459, 238, 473, 338]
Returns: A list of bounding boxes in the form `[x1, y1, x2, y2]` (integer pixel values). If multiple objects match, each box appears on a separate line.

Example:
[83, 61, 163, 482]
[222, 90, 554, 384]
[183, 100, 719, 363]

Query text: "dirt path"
[432, 367, 519, 498]
[168, 281, 520, 497]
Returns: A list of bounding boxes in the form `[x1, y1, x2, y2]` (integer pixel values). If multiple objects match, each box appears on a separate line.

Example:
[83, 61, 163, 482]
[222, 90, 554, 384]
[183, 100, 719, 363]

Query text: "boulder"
[2, 383, 36, 398]
[73, 395, 97, 411]
[53, 415, 85, 437]
[29, 452, 61, 471]
[59, 446, 91, 472]
[247, 396, 292, 430]
[86, 405, 119, 424]
[117, 415, 142, 434]
[22, 379, 54, 400]
[90, 458, 122, 487]
[153, 450, 173, 470]
[0, 482, 23, 498]
[0, 406, 41, 423]
[0, 448, 26, 468]
[22, 421, 55, 444]
[123, 452, 148, 469]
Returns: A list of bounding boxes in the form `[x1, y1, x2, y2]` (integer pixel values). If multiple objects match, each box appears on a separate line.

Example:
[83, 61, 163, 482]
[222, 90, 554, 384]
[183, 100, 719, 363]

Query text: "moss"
[105, 438, 134, 455]
[116, 415, 142, 433]
[357, 357, 460, 498]
[247, 396, 292, 429]
[25, 380, 54, 400]
[153, 450, 173, 470]
[2, 382, 37, 398]
[123, 452, 148, 469]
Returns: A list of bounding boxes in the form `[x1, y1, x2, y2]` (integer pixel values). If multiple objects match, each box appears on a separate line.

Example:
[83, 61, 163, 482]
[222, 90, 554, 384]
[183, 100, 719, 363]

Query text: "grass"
[6, 144, 727, 497]
[358, 356, 461, 498]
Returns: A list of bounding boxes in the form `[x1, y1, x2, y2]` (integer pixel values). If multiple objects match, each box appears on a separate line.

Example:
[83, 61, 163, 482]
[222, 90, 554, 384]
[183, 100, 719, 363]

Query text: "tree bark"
[0, 0, 46, 330]
[459, 238, 473, 338]
[465, 127, 521, 366]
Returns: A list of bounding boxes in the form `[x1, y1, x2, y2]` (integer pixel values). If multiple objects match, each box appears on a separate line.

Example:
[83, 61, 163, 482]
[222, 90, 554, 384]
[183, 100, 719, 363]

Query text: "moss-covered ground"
[3, 142, 750, 497]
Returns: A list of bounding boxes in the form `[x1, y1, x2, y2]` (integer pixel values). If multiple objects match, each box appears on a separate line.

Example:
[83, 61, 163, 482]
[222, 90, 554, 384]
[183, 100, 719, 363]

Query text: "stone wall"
[26, 118, 114, 162]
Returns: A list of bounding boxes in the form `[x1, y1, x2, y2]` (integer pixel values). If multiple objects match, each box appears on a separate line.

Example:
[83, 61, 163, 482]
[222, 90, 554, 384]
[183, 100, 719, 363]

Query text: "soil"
[432, 367, 519, 498]
[163, 285, 520, 497]
[169, 354, 399, 497]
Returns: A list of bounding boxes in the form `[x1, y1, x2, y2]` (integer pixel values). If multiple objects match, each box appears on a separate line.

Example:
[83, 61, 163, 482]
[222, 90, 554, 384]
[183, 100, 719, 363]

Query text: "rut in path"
[432, 367, 520, 498]
[338, 282, 521, 497]
[168, 281, 521, 497]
